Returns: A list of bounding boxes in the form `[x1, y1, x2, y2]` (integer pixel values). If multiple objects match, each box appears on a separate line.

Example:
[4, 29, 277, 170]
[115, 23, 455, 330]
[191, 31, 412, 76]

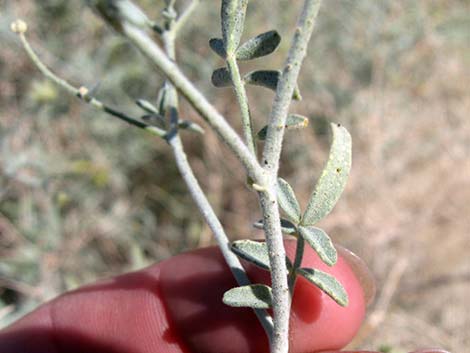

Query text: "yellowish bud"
[11, 19, 28, 34]
[78, 86, 89, 97]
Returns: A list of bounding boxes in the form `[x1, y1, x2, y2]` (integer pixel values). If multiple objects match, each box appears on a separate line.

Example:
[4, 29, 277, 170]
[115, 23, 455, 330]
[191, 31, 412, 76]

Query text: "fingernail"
[336, 244, 376, 307]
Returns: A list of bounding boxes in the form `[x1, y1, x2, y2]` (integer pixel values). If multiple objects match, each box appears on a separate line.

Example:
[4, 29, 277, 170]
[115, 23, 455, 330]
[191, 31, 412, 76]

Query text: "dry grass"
[1, 1, 468, 351]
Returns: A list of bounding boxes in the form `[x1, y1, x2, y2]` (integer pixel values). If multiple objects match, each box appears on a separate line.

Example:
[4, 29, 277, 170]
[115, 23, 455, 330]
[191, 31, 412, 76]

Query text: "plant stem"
[17, 11, 275, 343]
[16, 31, 167, 138]
[161, 10, 274, 342]
[120, 23, 265, 183]
[168, 134, 274, 339]
[173, 0, 200, 36]
[226, 56, 257, 156]
[259, 2, 322, 352]
[288, 236, 304, 294]
[262, 0, 322, 173]
[257, 187, 289, 353]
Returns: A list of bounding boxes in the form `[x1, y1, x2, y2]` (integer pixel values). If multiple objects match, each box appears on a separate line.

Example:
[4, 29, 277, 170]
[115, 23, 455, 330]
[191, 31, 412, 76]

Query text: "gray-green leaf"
[285, 114, 309, 129]
[296, 268, 348, 306]
[277, 178, 301, 223]
[136, 99, 159, 115]
[298, 226, 337, 266]
[244, 70, 301, 100]
[221, 0, 248, 55]
[156, 84, 169, 116]
[209, 38, 226, 59]
[302, 123, 352, 226]
[257, 114, 309, 140]
[244, 70, 279, 90]
[223, 284, 272, 309]
[232, 239, 293, 269]
[211, 67, 232, 87]
[236, 30, 281, 60]
[178, 120, 205, 134]
[231, 240, 271, 270]
[253, 219, 297, 235]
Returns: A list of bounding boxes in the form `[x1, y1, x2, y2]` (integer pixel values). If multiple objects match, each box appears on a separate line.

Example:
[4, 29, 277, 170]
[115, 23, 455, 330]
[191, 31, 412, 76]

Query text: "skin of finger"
[0, 240, 365, 353]
[319, 350, 451, 353]
[159, 239, 366, 353]
[0, 266, 188, 353]
[249, 239, 366, 353]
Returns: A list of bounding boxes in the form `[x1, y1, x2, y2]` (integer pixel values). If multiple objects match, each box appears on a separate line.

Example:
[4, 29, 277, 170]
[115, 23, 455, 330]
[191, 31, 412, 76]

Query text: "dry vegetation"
[1, 1, 469, 352]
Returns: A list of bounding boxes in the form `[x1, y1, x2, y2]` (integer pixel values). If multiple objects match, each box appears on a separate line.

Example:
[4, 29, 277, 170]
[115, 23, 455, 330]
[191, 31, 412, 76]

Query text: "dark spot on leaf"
[336, 168, 341, 173]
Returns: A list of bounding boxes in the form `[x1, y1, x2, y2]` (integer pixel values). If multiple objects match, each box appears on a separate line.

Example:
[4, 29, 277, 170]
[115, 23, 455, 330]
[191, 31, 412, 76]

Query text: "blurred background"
[0, 0, 468, 352]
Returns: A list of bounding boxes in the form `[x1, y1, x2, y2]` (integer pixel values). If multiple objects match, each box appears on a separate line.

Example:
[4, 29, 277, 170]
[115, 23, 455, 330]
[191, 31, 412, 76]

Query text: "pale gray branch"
[162, 20, 274, 342]
[259, 1, 323, 352]
[120, 23, 265, 183]
[169, 135, 274, 338]
[262, 0, 322, 173]
[227, 55, 257, 156]
[15, 29, 166, 137]
[173, 0, 200, 36]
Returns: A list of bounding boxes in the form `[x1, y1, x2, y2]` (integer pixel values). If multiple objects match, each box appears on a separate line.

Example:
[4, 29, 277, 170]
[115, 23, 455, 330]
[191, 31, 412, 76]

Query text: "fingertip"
[159, 240, 367, 353]
[0, 266, 188, 353]
[0, 304, 59, 353]
[1, 240, 369, 353]
[255, 239, 366, 352]
[336, 244, 376, 306]
[158, 246, 270, 353]
[409, 349, 452, 353]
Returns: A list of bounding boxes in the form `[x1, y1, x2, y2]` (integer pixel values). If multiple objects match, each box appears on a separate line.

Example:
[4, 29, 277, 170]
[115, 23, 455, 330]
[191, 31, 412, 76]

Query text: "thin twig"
[169, 135, 274, 338]
[13, 12, 274, 345]
[257, 187, 289, 353]
[120, 23, 265, 183]
[15, 29, 167, 138]
[161, 13, 274, 340]
[288, 236, 304, 294]
[262, 0, 322, 173]
[173, 0, 200, 36]
[226, 56, 257, 156]
[258, 2, 323, 352]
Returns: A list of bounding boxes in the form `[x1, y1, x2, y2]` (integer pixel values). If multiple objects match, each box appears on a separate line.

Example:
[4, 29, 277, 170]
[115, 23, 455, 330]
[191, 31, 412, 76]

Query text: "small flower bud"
[78, 86, 89, 98]
[10, 19, 28, 34]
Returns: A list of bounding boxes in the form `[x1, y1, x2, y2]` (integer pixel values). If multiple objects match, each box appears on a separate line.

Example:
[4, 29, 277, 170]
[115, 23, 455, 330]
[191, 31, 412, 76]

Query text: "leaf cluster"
[224, 123, 352, 309]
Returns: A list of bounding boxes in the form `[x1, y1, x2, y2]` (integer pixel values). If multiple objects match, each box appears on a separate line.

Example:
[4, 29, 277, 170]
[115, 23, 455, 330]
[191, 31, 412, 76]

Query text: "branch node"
[252, 183, 268, 192]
